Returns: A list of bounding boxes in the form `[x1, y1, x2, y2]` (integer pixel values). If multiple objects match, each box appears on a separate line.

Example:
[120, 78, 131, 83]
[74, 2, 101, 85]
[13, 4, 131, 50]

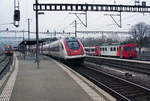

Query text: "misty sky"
[0, 0, 150, 38]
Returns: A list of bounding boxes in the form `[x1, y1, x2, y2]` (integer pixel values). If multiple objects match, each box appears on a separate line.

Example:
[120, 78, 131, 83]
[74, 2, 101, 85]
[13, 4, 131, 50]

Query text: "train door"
[120, 46, 123, 58]
[91, 48, 95, 56]
[87, 48, 90, 55]
[99, 47, 101, 56]
[97, 47, 100, 56]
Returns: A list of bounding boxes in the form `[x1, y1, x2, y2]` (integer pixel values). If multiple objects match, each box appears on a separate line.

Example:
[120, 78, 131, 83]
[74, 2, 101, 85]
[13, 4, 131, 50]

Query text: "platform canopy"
[18, 38, 58, 46]
[19, 39, 44, 46]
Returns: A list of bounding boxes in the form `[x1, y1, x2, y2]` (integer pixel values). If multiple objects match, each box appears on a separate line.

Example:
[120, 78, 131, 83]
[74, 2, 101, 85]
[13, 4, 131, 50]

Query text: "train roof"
[84, 43, 136, 48]
[98, 43, 136, 47]
[64, 37, 78, 42]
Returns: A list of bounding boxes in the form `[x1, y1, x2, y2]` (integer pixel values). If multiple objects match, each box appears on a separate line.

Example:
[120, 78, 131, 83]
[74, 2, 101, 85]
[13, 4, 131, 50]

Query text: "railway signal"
[13, 0, 20, 27]
[14, 10, 20, 21]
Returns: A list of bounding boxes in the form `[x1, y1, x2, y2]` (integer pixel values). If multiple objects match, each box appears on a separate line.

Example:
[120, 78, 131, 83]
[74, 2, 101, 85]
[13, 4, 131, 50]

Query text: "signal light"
[14, 10, 20, 21]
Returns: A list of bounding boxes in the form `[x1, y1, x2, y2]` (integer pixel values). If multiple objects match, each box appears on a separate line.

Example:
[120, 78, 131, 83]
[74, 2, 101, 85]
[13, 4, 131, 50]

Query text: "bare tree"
[129, 22, 150, 57]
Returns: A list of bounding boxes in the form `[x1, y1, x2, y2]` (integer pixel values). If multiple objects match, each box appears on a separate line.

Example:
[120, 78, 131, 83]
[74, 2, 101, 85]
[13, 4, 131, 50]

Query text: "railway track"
[85, 56, 150, 75]
[0, 54, 6, 63]
[72, 64, 150, 101]
[0, 56, 12, 79]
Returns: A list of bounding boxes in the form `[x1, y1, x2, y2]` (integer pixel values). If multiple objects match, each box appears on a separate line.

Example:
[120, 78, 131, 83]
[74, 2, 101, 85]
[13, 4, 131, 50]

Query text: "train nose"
[67, 49, 83, 56]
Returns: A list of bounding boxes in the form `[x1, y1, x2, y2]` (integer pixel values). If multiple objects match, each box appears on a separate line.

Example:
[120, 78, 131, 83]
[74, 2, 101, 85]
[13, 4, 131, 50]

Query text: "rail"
[72, 64, 150, 101]
[0, 56, 12, 79]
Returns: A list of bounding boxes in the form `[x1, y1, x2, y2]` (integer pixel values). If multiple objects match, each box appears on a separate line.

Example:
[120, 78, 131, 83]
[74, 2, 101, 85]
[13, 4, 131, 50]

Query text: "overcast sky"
[0, 0, 150, 38]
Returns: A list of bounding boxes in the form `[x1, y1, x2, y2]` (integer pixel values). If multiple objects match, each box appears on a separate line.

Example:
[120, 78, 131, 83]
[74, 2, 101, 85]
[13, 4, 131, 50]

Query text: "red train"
[84, 43, 137, 59]
[4, 45, 13, 56]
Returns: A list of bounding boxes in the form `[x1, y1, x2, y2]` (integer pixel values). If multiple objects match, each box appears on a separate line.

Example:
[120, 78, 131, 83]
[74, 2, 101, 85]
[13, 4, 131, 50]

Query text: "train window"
[67, 41, 80, 50]
[110, 47, 113, 51]
[124, 47, 131, 51]
[105, 48, 107, 51]
[132, 47, 136, 51]
[61, 44, 64, 49]
[91, 48, 95, 52]
[5, 48, 11, 51]
[124, 47, 127, 51]
[128, 47, 131, 51]
[85, 49, 88, 51]
[114, 47, 116, 51]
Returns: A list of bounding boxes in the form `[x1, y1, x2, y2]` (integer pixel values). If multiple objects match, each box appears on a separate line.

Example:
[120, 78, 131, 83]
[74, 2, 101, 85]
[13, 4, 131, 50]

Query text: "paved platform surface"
[8, 55, 94, 101]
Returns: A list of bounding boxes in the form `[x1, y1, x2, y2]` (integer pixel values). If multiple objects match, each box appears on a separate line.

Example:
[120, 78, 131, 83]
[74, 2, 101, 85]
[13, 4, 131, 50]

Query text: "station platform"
[0, 53, 107, 101]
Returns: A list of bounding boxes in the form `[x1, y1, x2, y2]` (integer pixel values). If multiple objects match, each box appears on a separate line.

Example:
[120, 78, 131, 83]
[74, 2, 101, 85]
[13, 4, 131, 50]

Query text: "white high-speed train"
[42, 37, 86, 63]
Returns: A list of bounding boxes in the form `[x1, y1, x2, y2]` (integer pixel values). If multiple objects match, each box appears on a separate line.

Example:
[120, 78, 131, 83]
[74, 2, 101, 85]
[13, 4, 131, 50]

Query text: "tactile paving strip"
[0, 56, 18, 101]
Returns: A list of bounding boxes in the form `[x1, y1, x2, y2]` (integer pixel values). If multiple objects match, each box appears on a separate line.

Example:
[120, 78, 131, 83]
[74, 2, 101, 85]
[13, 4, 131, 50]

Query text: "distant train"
[84, 43, 137, 59]
[0, 47, 4, 56]
[4, 45, 13, 56]
[42, 37, 86, 64]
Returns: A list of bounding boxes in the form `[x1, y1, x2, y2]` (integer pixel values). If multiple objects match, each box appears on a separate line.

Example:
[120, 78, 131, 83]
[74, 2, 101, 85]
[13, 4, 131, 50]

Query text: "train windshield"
[67, 41, 80, 50]
[124, 47, 136, 51]
[5, 47, 11, 51]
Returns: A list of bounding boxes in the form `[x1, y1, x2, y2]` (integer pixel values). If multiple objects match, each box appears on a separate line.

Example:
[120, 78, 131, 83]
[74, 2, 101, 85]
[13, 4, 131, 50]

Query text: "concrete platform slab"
[7, 55, 95, 101]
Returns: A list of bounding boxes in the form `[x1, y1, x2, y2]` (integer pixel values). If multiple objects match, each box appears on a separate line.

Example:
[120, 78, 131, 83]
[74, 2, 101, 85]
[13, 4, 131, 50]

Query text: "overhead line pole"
[69, 11, 87, 38]
[69, 12, 87, 27]
[35, 0, 40, 69]
[85, 11, 87, 27]
[105, 13, 122, 28]
[27, 18, 31, 40]
[23, 30, 25, 40]
[75, 20, 77, 37]
[120, 11, 122, 28]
